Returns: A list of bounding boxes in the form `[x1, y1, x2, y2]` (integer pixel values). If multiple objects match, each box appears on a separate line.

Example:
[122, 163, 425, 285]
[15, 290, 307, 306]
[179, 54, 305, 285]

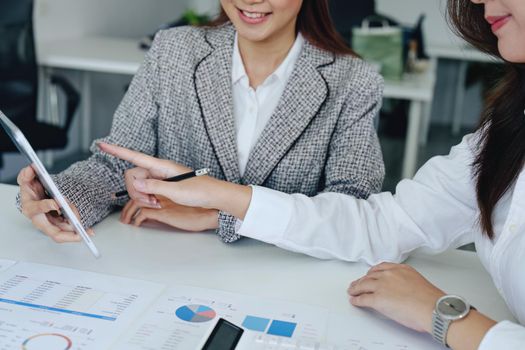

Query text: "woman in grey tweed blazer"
[17, 0, 384, 243]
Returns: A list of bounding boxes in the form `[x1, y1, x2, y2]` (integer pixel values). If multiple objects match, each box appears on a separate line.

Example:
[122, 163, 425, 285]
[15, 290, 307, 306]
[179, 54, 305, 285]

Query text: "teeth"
[242, 10, 266, 19]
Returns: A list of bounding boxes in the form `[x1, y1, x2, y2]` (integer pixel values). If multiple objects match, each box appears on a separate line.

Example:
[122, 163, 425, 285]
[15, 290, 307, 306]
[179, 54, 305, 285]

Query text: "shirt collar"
[232, 32, 304, 86]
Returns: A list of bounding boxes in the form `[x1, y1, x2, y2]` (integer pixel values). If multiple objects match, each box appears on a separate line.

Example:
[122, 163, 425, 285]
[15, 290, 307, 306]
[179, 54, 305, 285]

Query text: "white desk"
[39, 37, 143, 74]
[0, 183, 516, 348]
[428, 44, 501, 135]
[38, 36, 436, 178]
[428, 44, 497, 63]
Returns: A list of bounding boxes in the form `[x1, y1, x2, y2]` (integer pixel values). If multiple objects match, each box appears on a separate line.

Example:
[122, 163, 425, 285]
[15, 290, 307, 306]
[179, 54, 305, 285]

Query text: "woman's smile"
[487, 15, 512, 32]
[237, 7, 272, 25]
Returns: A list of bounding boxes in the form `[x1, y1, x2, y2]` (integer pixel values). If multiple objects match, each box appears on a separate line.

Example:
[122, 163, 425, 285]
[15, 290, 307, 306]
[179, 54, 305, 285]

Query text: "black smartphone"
[201, 318, 244, 350]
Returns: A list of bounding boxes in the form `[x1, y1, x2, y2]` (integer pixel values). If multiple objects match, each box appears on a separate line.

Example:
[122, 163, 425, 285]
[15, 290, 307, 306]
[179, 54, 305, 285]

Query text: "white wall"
[376, 0, 462, 47]
[189, 0, 221, 16]
[34, 0, 191, 51]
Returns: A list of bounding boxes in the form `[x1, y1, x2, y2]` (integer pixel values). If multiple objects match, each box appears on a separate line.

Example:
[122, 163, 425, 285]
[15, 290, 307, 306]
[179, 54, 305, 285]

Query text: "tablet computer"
[0, 110, 100, 258]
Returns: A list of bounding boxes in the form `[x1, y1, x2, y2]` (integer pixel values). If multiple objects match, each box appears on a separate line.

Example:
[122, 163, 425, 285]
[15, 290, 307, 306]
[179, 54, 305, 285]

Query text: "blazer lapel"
[242, 43, 335, 186]
[194, 25, 241, 183]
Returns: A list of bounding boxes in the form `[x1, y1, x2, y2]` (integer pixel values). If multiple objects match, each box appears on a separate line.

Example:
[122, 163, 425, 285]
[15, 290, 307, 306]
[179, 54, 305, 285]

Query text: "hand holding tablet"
[0, 110, 100, 258]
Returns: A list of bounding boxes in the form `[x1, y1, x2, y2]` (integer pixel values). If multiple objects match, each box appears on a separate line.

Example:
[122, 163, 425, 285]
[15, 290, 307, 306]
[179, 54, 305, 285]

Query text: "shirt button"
[509, 224, 517, 233]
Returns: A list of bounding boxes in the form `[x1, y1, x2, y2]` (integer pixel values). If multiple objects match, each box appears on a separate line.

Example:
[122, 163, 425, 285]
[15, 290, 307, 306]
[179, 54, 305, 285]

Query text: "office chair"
[0, 0, 80, 167]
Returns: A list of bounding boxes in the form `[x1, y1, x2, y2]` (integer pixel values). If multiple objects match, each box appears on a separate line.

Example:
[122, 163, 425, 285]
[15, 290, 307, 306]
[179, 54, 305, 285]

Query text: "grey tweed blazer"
[41, 24, 385, 242]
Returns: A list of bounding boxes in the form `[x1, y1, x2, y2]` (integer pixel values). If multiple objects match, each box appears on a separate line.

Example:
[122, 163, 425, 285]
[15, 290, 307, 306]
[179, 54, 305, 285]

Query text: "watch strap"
[432, 309, 451, 347]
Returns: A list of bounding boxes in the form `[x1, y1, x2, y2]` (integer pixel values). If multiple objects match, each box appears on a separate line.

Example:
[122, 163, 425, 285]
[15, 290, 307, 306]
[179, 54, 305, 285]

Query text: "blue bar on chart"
[0, 298, 116, 321]
[267, 320, 297, 338]
[242, 316, 270, 332]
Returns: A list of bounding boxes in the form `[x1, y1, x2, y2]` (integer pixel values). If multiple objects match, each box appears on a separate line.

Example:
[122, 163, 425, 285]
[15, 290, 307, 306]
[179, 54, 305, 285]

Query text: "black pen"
[112, 168, 210, 199]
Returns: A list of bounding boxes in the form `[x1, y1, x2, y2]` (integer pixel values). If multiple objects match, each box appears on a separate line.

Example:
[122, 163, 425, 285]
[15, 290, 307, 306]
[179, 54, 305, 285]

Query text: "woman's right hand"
[123, 167, 161, 208]
[17, 166, 94, 243]
[100, 143, 252, 220]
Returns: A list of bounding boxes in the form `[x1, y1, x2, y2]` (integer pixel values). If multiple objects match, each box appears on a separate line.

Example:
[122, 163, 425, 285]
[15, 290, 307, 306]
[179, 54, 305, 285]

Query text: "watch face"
[437, 296, 469, 320]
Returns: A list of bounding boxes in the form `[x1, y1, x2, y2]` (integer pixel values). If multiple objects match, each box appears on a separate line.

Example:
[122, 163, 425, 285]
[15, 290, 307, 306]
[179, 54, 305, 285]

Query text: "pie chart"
[22, 333, 72, 350]
[175, 304, 216, 323]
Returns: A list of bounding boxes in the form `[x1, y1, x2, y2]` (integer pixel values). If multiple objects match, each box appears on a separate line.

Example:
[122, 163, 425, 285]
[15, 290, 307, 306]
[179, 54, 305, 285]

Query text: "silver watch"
[432, 295, 473, 347]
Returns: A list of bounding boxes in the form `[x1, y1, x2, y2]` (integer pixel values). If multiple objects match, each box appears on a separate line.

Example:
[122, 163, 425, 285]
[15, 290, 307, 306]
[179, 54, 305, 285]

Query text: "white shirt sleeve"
[237, 134, 479, 265]
[479, 321, 525, 349]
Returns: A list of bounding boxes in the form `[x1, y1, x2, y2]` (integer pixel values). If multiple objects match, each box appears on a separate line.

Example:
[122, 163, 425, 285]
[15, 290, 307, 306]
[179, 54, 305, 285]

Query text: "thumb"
[17, 166, 36, 185]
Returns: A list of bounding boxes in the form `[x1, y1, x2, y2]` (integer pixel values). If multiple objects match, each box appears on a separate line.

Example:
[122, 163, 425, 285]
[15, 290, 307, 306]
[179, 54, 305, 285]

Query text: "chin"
[236, 27, 271, 43]
[498, 42, 525, 63]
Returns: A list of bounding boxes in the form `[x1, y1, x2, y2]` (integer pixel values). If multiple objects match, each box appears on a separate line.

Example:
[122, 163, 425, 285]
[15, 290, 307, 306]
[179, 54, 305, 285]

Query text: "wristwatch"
[432, 295, 474, 347]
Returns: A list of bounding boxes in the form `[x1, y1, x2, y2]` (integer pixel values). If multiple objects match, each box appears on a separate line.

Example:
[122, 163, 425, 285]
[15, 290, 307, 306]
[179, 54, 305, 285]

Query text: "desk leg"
[419, 101, 432, 146]
[452, 61, 468, 135]
[81, 71, 92, 151]
[402, 101, 423, 179]
[418, 57, 438, 146]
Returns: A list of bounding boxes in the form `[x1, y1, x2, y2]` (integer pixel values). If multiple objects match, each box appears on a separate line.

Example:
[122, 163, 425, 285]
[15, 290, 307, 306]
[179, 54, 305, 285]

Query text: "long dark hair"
[207, 0, 355, 56]
[448, 0, 525, 238]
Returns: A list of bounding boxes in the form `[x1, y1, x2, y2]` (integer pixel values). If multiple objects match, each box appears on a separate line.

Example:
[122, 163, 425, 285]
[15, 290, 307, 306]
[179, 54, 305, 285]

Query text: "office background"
[0, 0, 490, 190]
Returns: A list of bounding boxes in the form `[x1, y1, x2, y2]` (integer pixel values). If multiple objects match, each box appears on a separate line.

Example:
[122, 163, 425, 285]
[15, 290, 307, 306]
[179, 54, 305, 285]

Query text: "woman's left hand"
[120, 196, 219, 232]
[348, 263, 445, 333]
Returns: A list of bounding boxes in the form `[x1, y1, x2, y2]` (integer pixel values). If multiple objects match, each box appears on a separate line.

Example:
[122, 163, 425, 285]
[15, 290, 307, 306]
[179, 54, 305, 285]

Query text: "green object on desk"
[353, 18, 404, 81]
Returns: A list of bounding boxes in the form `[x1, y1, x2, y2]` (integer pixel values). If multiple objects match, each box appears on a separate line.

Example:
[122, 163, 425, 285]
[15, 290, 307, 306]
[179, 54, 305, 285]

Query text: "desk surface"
[0, 184, 515, 327]
[428, 44, 500, 64]
[38, 37, 144, 75]
[382, 66, 436, 102]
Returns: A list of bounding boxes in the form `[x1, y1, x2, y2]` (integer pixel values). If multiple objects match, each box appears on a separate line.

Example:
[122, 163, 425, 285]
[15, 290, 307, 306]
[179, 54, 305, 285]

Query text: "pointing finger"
[98, 143, 166, 172]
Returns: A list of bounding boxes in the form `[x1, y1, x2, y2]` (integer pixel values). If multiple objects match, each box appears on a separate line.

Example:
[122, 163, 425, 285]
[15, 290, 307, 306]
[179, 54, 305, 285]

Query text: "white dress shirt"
[237, 133, 525, 349]
[232, 33, 304, 176]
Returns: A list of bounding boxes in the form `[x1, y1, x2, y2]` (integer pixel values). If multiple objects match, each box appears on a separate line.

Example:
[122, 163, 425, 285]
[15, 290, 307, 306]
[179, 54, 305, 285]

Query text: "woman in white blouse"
[97, 0, 525, 348]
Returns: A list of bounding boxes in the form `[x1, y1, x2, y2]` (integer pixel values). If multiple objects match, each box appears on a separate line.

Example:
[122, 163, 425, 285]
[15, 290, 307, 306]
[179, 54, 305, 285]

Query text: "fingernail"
[134, 179, 145, 191]
[149, 198, 161, 209]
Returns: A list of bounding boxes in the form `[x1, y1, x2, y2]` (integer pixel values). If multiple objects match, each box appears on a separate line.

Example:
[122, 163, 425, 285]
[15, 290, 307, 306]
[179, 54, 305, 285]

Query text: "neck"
[237, 26, 297, 88]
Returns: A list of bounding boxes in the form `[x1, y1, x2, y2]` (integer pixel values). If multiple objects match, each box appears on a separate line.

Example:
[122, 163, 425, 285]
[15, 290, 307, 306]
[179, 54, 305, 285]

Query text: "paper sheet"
[115, 285, 329, 350]
[0, 262, 163, 350]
